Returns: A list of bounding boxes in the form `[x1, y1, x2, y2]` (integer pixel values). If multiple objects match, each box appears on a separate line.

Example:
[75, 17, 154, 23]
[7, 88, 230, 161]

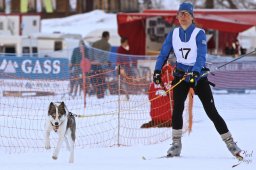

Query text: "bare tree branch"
[216, 0, 238, 9]
[248, 2, 256, 9]
[216, 0, 229, 8]
[152, 0, 164, 9]
[240, 0, 248, 8]
[227, 0, 237, 9]
[205, 0, 214, 9]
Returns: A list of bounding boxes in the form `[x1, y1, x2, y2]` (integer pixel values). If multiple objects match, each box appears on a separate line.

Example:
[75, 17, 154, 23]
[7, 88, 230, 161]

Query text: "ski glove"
[188, 71, 200, 87]
[153, 70, 161, 84]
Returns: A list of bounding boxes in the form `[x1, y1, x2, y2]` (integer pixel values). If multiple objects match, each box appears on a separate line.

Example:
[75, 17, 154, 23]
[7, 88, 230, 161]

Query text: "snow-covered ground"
[1, 93, 256, 170]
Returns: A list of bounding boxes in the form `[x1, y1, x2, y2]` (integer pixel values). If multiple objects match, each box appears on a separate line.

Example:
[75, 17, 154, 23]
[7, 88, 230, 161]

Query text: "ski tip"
[232, 162, 241, 168]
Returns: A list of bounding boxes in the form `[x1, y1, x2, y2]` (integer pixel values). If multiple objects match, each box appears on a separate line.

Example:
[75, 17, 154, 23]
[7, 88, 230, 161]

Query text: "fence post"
[117, 65, 121, 146]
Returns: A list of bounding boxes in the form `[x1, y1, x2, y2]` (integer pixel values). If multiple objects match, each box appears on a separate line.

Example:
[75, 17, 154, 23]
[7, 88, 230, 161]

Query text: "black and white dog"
[45, 102, 76, 163]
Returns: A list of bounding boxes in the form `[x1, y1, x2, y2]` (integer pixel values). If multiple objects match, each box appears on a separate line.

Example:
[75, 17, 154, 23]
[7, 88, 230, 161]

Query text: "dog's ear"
[60, 102, 65, 109]
[48, 102, 55, 115]
[59, 102, 66, 114]
[60, 101, 65, 106]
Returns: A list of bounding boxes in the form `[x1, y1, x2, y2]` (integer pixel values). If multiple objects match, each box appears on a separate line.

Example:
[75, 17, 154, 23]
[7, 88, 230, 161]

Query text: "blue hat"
[179, 2, 194, 16]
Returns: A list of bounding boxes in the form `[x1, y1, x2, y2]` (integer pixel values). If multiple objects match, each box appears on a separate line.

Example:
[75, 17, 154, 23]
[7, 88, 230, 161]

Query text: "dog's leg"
[66, 128, 75, 163]
[65, 136, 71, 151]
[44, 122, 52, 149]
[69, 138, 75, 163]
[65, 128, 74, 163]
[52, 126, 66, 160]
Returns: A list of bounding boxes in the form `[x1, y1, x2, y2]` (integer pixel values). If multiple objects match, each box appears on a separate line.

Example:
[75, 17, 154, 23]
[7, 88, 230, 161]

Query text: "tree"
[216, 0, 238, 9]
[143, 0, 153, 9]
[140, 0, 165, 10]
[204, 0, 256, 9]
[205, 0, 214, 9]
[151, 0, 164, 9]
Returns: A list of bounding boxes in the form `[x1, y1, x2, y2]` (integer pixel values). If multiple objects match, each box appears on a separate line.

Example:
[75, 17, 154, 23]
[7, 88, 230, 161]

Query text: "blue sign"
[0, 56, 69, 80]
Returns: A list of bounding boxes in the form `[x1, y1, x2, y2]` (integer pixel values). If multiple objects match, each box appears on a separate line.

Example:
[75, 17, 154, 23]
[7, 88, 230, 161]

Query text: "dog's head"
[48, 102, 67, 131]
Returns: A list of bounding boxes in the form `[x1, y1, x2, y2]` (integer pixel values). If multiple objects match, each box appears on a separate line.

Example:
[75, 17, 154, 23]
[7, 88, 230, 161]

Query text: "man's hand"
[153, 70, 162, 84]
[188, 71, 200, 87]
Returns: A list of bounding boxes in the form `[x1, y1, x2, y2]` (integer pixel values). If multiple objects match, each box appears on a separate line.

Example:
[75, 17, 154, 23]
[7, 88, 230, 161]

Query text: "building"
[1, 0, 139, 19]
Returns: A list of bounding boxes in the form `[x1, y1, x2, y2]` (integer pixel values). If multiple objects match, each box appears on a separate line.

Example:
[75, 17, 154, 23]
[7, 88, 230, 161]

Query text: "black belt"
[173, 68, 185, 78]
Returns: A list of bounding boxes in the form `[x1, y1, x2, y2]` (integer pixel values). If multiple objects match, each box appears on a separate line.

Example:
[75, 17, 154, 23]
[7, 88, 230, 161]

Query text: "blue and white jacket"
[155, 23, 207, 75]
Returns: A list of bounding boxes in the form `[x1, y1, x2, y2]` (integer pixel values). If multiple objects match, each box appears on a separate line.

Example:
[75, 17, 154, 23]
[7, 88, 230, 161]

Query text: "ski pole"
[201, 49, 256, 77]
[216, 49, 256, 70]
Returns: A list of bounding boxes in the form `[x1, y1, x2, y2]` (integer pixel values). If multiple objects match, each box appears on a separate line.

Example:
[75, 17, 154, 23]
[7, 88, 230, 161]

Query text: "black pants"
[90, 64, 107, 99]
[171, 77, 229, 134]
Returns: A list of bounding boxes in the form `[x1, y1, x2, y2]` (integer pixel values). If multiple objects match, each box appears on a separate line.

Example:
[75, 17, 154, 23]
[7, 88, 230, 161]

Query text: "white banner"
[0, 79, 69, 97]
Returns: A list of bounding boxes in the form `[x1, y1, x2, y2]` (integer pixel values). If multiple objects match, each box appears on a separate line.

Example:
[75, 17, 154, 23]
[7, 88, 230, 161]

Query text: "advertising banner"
[0, 56, 69, 80]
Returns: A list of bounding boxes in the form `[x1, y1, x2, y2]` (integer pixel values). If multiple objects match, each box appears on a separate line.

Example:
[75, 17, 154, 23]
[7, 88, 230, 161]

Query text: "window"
[5, 46, 16, 54]
[157, 27, 165, 35]
[32, 47, 38, 57]
[149, 20, 156, 27]
[32, 47, 38, 53]
[22, 47, 30, 53]
[147, 28, 154, 34]
[54, 41, 62, 51]
[33, 20, 37, 26]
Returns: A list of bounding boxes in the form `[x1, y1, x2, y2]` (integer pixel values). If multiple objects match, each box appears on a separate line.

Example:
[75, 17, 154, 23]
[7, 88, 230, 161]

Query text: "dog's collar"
[51, 121, 64, 132]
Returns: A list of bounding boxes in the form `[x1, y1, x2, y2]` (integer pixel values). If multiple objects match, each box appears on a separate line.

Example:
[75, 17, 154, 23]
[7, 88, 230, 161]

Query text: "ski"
[232, 162, 241, 168]
[232, 154, 243, 168]
[142, 155, 177, 160]
[142, 155, 168, 160]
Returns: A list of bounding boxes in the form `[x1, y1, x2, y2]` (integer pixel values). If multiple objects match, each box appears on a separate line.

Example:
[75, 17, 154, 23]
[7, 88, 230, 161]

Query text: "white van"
[0, 33, 82, 59]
